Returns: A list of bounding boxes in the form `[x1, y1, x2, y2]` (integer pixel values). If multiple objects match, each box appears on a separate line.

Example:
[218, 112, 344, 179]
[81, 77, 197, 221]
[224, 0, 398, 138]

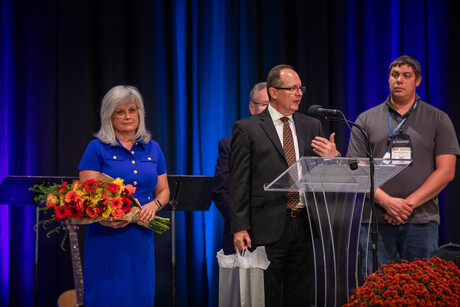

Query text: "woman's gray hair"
[95, 85, 151, 145]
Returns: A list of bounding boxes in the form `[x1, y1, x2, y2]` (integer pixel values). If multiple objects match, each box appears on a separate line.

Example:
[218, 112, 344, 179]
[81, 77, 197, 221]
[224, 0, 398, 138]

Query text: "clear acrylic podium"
[264, 157, 411, 306]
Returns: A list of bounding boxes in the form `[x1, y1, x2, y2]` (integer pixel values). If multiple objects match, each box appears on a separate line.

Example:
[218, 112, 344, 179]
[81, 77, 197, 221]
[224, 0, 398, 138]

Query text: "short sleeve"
[78, 139, 104, 172]
[435, 112, 460, 158]
[155, 142, 167, 175]
[346, 116, 368, 157]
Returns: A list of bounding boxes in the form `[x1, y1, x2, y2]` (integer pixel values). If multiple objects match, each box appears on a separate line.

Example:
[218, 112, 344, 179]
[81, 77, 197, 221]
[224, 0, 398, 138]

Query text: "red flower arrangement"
[32, 174, 169, 249]
[345, 257, 460, 306]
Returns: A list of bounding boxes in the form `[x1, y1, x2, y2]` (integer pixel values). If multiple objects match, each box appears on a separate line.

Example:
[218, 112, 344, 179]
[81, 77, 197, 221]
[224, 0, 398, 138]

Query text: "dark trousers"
[263, 210, 313, 307]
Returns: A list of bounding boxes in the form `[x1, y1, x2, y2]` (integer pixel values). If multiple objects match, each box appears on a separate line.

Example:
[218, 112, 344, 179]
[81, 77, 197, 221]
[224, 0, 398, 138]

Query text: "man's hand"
[311, 133, 339, 157]
[383, 213, 402, 225]
[381, 196, 413, 224]
[233, 230, 252, 251]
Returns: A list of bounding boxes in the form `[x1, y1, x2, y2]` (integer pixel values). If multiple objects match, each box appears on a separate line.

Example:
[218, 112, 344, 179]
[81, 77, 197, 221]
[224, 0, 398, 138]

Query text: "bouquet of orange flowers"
[31, 174, 169, 249]
[345, 256, 460, 306]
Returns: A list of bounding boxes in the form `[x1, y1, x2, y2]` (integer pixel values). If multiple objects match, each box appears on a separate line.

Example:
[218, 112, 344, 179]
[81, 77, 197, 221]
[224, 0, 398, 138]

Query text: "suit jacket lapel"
[293, 112, 306, 157]
[258, 109, 286, 160]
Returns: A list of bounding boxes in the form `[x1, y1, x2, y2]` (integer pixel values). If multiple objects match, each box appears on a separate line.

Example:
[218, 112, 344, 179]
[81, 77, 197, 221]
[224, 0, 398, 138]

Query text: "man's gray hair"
[249, 82, 267, 102]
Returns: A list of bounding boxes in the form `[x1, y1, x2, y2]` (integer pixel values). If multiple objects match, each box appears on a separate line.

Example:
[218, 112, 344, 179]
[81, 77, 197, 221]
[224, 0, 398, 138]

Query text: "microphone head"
[307, 105, 323, 118]
[348, 158, 358, 171]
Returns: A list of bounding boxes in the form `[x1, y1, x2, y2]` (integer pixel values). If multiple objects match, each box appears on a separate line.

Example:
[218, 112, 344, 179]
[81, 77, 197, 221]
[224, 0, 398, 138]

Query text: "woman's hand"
[139, 201, 158, 223]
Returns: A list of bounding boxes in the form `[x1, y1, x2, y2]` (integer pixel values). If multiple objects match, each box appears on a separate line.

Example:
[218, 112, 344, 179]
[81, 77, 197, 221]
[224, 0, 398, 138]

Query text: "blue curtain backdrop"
[1, 0, 459, 306]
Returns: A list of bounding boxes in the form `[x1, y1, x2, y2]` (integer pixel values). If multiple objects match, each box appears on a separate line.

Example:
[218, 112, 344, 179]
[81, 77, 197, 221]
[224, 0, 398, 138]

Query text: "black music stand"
[0, 175, 77, 307]
[165, 175, 213, 307]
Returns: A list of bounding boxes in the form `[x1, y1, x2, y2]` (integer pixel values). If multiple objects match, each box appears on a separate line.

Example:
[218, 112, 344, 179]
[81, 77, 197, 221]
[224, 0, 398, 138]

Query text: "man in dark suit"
[212, 82, 269, 255]
[230, 64, 339, 306]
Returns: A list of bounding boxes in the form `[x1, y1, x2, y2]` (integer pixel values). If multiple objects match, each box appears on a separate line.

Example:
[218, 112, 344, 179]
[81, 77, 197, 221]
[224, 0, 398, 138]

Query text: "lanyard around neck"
[388, 101, 418, 142]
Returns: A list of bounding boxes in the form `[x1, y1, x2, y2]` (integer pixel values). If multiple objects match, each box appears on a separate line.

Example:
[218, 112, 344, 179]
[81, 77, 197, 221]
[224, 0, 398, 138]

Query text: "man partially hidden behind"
[212, 81, 269, 255]
[230, 64, 339, 306]
[347, 55, 460, 278]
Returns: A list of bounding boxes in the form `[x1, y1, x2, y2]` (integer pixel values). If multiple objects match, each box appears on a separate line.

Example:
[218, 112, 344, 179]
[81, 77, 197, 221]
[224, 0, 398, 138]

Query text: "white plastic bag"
[235, 247, 270, 269]
[216, 248, 269, 307]
[216, 249, 238, 268]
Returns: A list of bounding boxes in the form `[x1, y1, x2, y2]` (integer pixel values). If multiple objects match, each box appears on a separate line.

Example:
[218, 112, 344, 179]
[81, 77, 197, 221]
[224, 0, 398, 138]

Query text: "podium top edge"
[167, 175, 214, 178]
[1, 175, 78, 183]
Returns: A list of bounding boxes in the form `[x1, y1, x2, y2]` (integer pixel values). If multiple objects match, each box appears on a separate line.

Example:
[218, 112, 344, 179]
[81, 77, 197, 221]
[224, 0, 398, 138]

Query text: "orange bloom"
[124, 184, 136, 195]
[344, 257, 460, 306]
[85, 206, 100, 218]
[71, 180, 82, 191]
[46, 193, 59, 208]
[58, 182, 69, 194]
[112, 208, 125, 218]
[64, 190, 81, 204]
[110, 197, 123, 209]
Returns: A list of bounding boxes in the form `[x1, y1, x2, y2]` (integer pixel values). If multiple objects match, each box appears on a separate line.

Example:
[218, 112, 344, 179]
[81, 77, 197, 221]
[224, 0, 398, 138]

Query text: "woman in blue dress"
[78, 85, 169, 306]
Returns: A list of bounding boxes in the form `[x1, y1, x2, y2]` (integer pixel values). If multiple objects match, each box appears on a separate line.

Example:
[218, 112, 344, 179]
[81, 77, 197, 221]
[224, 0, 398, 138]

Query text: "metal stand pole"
[326, 115, 379, 272]
[169, 181, 181, 307]
[34, 202, 40, 307]
[171, 208, 176, 307]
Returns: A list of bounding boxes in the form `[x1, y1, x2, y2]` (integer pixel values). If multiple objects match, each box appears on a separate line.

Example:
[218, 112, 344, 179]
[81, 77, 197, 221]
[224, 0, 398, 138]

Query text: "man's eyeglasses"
[252, 101, 269, 106]
[273, 86, 306, 94]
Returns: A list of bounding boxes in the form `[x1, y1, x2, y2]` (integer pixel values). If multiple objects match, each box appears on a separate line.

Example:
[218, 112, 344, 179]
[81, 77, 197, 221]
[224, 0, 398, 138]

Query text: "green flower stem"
[149, 216, 170, 234]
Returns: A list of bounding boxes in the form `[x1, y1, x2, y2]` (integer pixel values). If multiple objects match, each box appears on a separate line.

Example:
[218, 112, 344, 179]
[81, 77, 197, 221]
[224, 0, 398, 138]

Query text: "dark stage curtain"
[1, 0, 459, 306]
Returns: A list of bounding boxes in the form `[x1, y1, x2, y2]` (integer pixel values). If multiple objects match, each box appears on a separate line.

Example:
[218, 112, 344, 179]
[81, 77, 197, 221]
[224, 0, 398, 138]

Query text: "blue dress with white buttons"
[78, 138, 167, 307]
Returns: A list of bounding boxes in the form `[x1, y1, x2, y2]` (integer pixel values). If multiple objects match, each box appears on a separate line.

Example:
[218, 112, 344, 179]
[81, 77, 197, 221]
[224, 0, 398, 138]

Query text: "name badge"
[389, 133, 412, 165]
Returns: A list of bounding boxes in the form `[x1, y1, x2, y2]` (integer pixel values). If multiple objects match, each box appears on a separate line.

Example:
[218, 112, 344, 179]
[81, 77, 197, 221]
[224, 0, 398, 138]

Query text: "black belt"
[286, 207, 306, 217]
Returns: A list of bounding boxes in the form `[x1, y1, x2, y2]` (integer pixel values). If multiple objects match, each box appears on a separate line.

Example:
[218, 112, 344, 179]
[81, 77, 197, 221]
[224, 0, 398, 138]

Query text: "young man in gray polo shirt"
[347, 55, 460, 277]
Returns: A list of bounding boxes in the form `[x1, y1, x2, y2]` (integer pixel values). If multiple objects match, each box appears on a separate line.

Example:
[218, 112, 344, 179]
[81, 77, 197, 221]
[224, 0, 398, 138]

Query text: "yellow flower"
[102, 206, 113, 218]
[70, 180, 83, 191]
[113, 177, 124, 186]
[90, 196, 100, 206]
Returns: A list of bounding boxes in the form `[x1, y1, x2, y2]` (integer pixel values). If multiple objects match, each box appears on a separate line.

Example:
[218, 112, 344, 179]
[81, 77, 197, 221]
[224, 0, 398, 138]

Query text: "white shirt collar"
[268, 104, 294, 123]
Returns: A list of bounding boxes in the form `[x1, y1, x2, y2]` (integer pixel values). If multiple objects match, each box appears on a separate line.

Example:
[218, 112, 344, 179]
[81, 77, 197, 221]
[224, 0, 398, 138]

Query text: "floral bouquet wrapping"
[345, 256, 460, 306]
[32, 173, 169, 249]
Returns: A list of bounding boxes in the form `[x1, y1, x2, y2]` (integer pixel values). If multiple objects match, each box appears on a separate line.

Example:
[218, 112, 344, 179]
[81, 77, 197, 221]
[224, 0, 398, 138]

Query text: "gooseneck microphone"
[307, 104, 342, 117]
[307, 104, 379, 273]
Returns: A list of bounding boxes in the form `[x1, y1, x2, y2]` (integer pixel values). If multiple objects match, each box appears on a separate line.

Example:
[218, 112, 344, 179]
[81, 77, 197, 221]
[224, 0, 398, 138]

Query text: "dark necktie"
[280, 117, 300, 209]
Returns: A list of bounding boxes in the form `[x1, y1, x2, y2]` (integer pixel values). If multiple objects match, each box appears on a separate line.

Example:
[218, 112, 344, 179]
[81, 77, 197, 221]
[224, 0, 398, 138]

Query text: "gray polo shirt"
[347, 96, 460, 224]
